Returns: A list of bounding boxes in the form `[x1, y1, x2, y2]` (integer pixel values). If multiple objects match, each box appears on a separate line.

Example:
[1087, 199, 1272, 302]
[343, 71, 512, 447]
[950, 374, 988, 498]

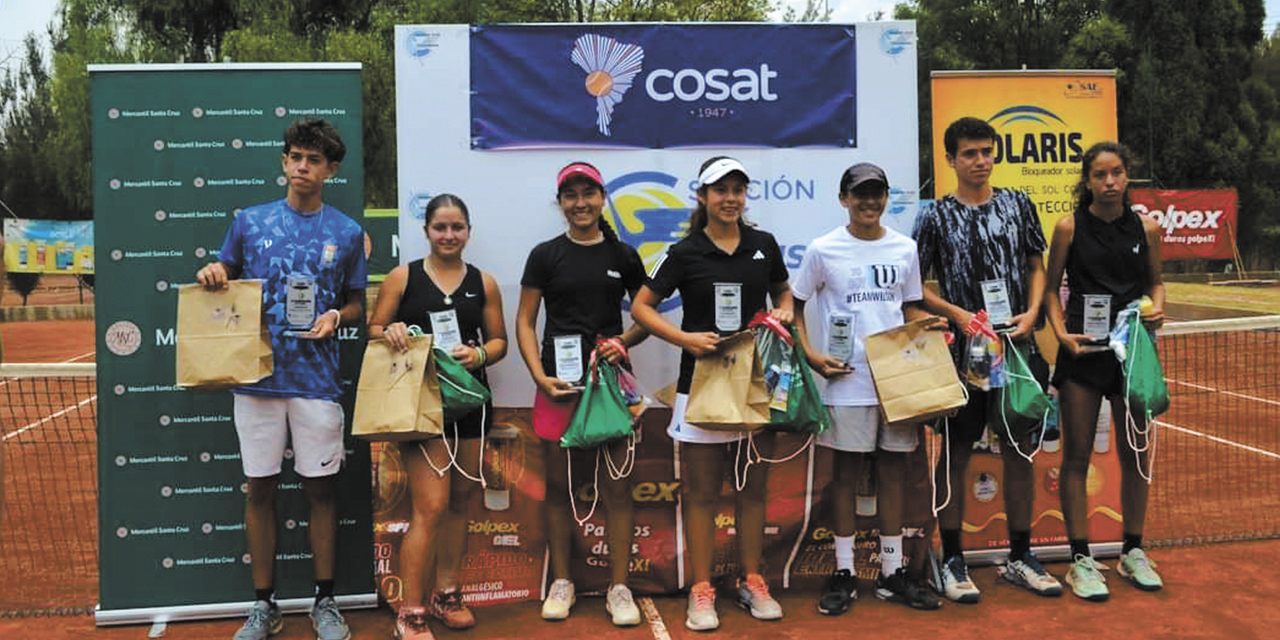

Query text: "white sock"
[880, 534, 904, 576]
[835, 535, 856, 572]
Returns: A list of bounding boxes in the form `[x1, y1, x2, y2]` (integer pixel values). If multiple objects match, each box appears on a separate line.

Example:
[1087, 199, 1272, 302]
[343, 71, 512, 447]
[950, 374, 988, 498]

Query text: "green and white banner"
[90, 63, 375, 625]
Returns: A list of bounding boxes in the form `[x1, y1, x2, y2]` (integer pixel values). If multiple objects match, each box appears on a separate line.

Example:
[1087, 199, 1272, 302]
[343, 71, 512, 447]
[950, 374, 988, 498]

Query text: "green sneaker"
[1118, 548, 1164, 591]
[1065, 554, 1110, 602]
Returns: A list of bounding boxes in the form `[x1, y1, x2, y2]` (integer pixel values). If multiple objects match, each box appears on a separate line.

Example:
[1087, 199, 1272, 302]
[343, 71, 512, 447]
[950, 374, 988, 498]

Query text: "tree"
[5, 272, 40, 306]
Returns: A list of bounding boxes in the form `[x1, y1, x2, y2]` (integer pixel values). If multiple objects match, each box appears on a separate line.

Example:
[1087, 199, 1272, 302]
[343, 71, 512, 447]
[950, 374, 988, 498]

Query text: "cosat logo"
[988, 106, 1084, 164]
[603, 170, 688, 312]
[404, 190, 433, 220]
[405, 29, 440, 61]
[571, 34, 645, 136]
[880, 28, 914, 57]
[887, 186, 916, 217]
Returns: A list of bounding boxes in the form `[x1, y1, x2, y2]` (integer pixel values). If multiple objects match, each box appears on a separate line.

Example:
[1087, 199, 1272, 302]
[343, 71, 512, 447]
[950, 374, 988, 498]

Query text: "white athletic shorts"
[816, 405, 918, 453]
[233, 394, 345, 478]
[666, 393, 752, 444]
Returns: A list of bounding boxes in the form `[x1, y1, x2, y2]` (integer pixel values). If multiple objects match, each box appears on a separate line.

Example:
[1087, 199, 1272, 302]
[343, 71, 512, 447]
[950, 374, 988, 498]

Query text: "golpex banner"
[470, 24, 857, 149]
[1130, 188, 1237, 261]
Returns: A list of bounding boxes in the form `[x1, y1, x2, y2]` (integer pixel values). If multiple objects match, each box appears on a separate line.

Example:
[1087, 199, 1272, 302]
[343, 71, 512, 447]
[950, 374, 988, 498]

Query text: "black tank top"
[1064, 207, 1150, 334]
[397, 260, 489, 386]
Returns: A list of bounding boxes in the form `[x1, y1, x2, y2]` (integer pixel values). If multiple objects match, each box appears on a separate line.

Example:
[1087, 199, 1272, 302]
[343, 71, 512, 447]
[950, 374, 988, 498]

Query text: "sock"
[315, 579, 335, 604]
[1123, 533, 1143, 555]
[834, 535, 856, 572]
[941, 528, 963, 561]
[1009, 530, 1031, 561]
[1069, 538, 1091, 559]
[880, 534, 904, 576]
[255, 587, 275, 605]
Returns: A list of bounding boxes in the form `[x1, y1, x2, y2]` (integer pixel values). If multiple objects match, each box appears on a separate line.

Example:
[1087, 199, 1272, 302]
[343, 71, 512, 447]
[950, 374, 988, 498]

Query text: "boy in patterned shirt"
[197, 119, 366, 640]
[912, 117, 1063, 604]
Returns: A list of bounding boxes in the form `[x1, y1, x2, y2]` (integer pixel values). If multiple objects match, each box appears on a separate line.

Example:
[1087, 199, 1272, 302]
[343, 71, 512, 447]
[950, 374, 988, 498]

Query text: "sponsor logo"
[571, 34, 645, 136]
[1064, 79, 1104, 99]
[404, 30, 441, 60]
[645, 64, 779, 104]
[604, 171, 687, 311]
[880, 27, 914, 57]
[1131, 203, 1224, 235]
[987, 106, 1084, 165]
[105, 320, 143, 356]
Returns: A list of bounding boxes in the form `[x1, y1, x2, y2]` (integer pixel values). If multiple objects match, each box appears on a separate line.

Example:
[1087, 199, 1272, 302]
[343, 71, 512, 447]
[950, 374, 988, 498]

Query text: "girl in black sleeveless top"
[369, 194, 508, 637]
[1044, 142, 1167, 600]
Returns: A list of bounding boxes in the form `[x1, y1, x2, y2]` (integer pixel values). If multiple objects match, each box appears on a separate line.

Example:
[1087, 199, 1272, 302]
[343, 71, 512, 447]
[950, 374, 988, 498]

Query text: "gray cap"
[842, 162, 889, 191]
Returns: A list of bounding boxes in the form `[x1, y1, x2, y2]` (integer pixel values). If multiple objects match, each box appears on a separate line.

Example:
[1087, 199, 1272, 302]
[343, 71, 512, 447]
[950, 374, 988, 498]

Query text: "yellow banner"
[930, 71, 1117, 242]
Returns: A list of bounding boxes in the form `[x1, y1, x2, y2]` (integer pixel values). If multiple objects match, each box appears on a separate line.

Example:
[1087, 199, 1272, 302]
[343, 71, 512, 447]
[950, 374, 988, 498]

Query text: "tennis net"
[1146, 315, 1280, 546]
[0, 315, 1277, 615]
[0, 363, 97, 617]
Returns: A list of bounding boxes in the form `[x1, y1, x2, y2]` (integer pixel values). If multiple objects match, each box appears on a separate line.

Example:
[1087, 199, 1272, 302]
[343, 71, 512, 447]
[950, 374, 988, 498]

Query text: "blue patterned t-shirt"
[218, 199, 367, 401]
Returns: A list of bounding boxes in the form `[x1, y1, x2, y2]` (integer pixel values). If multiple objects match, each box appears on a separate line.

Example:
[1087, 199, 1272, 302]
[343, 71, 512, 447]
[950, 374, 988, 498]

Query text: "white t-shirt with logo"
[791, 225, 923, 406]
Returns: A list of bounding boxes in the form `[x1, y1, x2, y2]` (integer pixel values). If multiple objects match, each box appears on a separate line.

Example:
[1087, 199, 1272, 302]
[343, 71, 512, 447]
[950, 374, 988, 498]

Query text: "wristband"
[326, 309, 341, 328]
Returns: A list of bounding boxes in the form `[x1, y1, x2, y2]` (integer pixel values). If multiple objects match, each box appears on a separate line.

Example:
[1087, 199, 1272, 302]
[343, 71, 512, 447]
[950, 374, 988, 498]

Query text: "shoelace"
[744, 575, 772, 599]
[246, 605, 274, 627]
[549, 581, 572, 601]
[691, 584, 715, 609]
[399, 609, 430, 632]
[437, 591, 466, 613]
[948, 558, 972, 582]
[1075, 556, 1107, 582]
[314, 600, 342, 625]
[609, 586, 634, 607]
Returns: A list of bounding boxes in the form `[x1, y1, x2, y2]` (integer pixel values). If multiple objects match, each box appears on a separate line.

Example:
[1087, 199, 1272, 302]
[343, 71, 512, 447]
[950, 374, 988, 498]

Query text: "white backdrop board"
[395, 22, 919, 405]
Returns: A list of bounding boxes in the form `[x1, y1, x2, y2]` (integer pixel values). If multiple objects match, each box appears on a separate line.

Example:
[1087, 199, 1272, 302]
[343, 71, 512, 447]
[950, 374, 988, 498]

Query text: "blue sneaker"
[233, 601, 282, 640]
[310, 596, 350, 640]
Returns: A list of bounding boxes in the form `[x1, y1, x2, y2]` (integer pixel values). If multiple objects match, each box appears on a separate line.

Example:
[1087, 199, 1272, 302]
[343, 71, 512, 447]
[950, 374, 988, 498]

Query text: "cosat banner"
[1130, 188, 1237, 261]
[470, 24, 857, 149]
[3, 219, 95, 273]
[931, 71, 1118, 243]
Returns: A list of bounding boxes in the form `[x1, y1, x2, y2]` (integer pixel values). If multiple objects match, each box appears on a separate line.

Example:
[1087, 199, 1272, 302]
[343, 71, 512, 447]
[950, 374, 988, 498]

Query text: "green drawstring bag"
[433, 345, 492, 425]
[560, 359, 635, 449]
[771, 337, 832, 435]
[1123, 315, 1170, 418]
[990, 336, 1053, 445]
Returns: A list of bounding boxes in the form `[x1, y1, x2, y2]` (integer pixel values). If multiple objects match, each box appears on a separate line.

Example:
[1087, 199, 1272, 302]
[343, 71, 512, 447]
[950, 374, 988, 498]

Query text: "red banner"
[1130, 188, 1237, 261]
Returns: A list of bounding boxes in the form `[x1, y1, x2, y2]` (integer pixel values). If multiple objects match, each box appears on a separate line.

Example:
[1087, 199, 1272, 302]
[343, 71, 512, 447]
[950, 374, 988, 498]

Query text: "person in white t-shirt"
[792, 163, 944, 614]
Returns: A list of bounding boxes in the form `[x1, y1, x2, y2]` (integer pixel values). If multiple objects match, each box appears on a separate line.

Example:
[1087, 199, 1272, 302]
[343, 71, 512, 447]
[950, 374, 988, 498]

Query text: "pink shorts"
[532, 388, 581, 441]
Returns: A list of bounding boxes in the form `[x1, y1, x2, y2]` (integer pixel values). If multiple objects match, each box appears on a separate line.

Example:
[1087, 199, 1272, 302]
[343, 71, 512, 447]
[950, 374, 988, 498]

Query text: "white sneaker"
[541, 579, 575, 620]
[1118, 548, 1164, 591]
[1000, 552, 1064, 597]
[937, 555, 981, 603]
[685, 581, 719, 632]
[606, 584, 642, 626]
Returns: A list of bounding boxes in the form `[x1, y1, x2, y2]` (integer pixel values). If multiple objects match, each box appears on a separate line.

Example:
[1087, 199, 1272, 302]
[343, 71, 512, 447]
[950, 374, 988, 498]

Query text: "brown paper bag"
[684, 331, 771, 430]
[352, 336, 444, 441]
[176, 280, 272, 389]
[865, 318, 967, 426]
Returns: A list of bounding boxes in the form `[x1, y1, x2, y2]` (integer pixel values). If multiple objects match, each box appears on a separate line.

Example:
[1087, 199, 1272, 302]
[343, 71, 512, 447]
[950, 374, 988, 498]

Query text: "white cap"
[697, 157, 750, 187]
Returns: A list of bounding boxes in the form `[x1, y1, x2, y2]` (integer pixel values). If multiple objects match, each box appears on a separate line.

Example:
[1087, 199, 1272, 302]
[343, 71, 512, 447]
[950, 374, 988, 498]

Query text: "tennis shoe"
[605, 584, 642, 626]
[310, 596, 350, 640]
[876, 568, 942, 610]
[430, 588, 475, 629]
[817, 568, 857, 615]
[233, 601, 282, 640]
[541, 579, 575, 620]
[393, 605, 434, 640]
[1066, 554, 1110, 602]
[937, 555, 981, 603]
[735, 573, 782, 620]
[1000, 551, 1064, 596]
[1118, 548, 1164, 591]
[685, 581, 719, 631]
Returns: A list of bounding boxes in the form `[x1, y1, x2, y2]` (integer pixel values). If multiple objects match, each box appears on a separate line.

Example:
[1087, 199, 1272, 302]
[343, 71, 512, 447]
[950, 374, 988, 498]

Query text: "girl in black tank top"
[1044, 142, 1167, 599]
[367, 194, 509, 634]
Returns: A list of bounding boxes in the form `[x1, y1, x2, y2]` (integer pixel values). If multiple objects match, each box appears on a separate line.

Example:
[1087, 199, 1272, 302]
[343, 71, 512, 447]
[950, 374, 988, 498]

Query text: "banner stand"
[95, 594, 379, 627]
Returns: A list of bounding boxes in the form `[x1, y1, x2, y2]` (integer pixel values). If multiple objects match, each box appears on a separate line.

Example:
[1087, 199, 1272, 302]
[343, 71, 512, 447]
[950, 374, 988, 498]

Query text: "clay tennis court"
[2, 315, 1279, 639]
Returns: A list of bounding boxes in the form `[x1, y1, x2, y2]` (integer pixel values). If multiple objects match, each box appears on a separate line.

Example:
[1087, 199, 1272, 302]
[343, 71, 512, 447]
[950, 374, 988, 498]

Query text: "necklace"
[424, 259, 463, 305]
[565, 230, 605, 246]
